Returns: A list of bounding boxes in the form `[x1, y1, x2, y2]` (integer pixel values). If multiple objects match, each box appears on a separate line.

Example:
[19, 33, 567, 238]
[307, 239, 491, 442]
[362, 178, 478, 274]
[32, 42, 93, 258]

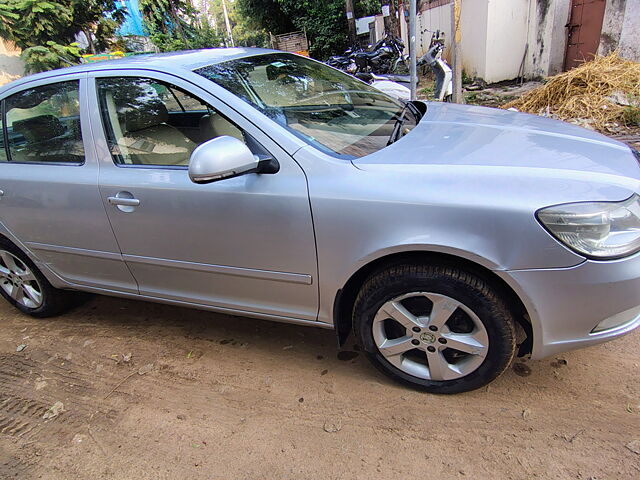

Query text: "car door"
[0, 75, 138, 292]
[87, 70, 318, 321]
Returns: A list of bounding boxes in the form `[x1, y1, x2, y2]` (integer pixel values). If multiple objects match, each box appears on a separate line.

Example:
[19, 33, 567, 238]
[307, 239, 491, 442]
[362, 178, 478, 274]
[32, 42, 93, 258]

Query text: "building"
[368, 0, 640, 83]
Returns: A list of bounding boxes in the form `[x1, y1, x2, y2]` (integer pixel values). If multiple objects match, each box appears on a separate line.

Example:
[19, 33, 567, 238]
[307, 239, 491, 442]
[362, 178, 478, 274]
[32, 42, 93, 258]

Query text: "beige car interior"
[103, 81, 245, 166]
[9, 114, 84, 164]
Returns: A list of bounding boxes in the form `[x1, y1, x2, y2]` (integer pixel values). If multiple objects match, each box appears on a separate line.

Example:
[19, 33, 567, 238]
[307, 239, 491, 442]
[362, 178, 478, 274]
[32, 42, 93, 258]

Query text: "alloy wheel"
[0, 250, 43, 309]
[372, 292, 489, 381]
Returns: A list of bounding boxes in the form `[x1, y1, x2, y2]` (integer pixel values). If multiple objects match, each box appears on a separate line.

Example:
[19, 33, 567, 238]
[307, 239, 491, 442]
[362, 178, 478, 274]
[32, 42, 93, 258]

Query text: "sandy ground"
[0, 295, 639, 480]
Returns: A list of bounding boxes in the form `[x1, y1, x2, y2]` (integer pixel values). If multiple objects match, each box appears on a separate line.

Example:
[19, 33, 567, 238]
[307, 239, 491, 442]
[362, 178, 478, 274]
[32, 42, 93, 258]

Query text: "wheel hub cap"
[372, 292, 489, 381]
[419, 332, 436, 344]
[0, 250, 43, 309]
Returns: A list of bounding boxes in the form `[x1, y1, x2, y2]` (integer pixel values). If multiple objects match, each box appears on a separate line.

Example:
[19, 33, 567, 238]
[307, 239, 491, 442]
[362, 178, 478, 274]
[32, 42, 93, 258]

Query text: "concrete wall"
[0, 39, 24, 86]
[619, 0, 640, 60]
[484, 0, 530, 82]
[368, 0, 636, 83]
[459, 0, 489, 79]
[416, 3, 454, 63]
[599, 0, 640, 61]
[417, 0, 570, 82]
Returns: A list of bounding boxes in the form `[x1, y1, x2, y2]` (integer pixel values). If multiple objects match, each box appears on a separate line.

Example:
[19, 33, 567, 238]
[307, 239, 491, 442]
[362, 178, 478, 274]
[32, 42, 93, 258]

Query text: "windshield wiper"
[387, 101, 421, 145]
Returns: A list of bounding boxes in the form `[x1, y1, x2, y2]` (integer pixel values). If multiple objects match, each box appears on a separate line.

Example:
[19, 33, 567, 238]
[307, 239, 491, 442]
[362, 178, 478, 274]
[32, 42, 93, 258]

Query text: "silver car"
[0, 49, 638, 393]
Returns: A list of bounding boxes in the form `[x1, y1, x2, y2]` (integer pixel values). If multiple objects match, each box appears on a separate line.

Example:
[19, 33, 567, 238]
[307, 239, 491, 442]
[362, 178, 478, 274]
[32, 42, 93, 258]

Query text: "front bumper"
[499, 251, 640, 359]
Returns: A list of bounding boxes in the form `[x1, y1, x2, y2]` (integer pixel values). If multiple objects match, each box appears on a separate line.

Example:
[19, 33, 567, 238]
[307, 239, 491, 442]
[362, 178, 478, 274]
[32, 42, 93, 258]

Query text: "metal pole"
[222, 0, 235, 47]
[452, 0, 463, 103]
[409, 0, 417, 101]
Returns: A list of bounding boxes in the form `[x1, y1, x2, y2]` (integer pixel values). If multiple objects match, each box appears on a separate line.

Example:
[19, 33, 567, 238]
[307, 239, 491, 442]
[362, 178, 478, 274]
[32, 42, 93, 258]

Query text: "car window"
[195, 53, 417, 159]
[3, 81, 84, 164]
[163, 86, 208, 113]
[96, 77, 245, 167]
[0, 104, 7, 162]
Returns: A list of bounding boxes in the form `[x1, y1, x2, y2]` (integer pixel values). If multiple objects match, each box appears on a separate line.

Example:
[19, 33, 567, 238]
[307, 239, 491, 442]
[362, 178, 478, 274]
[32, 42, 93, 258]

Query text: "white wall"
[619, 0, 640, 61]
[483, 0, 530, 82]
[459, 0, 489, 79]
[396, 0, 634, 84]
[600, 0, 640, 61]
[0, 39, 23, 86]
[416, 3, 453, 63]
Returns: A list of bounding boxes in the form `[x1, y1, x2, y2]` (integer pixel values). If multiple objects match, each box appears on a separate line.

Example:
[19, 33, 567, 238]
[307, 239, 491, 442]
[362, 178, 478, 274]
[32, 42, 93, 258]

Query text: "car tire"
[0, 239, 76, 318]
[353, 262, 516, 393]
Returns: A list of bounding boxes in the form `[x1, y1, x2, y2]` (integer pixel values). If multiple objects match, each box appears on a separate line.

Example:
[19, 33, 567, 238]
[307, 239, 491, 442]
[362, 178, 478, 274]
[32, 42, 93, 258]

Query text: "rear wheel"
[353, 263, 516, 393]
[0, 240, 76, 317]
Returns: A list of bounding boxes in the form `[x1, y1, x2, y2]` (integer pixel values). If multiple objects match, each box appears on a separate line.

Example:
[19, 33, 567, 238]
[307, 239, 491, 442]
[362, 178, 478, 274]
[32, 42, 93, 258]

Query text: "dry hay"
[503, 53, 640, 132]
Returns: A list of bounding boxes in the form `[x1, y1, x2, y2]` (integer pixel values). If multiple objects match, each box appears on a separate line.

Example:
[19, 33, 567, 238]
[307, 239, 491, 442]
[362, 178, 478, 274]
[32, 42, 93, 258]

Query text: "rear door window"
[4, 80, 84, 164]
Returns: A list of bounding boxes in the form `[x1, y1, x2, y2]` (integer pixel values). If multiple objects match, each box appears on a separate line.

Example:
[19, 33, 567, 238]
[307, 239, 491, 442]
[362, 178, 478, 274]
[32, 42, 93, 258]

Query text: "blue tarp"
[117, 0, 146, 37]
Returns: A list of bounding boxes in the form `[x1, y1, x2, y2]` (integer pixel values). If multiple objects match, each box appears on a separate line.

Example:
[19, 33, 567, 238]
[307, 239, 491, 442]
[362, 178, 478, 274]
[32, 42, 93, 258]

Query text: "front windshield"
[195, 53, 418, 158]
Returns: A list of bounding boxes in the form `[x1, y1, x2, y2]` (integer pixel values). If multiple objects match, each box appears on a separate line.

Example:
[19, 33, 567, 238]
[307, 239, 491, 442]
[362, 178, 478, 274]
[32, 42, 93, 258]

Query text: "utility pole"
[409, 0, 417, 100]
[222, 0, 235, 47]
[346, 0, 357, 45]
[451, 0, 463, 102]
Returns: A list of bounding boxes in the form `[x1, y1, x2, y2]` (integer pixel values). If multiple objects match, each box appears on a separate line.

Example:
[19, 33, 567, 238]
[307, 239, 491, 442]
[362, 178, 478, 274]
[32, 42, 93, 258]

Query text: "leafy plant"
[0, 0, 126, 72]
[140, 0, 223, 51]
[21, 42, 81, 73]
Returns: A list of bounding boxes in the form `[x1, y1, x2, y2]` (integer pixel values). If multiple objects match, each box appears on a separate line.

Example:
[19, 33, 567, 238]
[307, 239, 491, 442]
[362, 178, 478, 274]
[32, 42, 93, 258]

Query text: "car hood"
[354, 102, 640, 182]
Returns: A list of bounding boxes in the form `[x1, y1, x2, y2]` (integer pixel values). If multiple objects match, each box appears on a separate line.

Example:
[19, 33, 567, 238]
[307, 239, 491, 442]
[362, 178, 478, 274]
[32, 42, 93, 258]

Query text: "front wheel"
[353, 263, 516, 393]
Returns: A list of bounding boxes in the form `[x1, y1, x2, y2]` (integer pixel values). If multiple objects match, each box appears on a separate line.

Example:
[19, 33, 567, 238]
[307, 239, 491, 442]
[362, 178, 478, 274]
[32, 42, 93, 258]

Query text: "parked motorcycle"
[418, 31, 453, 102]
[327, 34, 407, 75]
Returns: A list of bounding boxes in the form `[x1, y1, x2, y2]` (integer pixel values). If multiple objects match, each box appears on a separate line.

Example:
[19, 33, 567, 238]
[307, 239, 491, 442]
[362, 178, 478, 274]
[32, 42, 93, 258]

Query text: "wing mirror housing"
[188, 136, 278, 184]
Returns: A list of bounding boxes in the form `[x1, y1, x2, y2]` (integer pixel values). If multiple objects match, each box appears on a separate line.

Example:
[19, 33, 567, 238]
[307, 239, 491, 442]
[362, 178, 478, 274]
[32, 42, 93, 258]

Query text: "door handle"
[108, 196, 140, 207]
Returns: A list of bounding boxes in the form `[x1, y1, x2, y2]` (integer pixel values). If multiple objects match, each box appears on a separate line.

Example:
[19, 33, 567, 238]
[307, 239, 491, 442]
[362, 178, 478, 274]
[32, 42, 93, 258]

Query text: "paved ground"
[0, 295, 639, 479]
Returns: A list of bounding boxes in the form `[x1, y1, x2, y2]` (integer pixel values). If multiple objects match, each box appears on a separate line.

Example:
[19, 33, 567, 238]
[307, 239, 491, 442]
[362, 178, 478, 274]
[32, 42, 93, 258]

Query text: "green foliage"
[0, 0, 126, 72]
[70, 1, 126, 53]
[235, 0, 294, 36]
[236, 0, 384, 59]
[356, 0, 382, 17]
[207, 0, 269, 48]
[622, 106, 640, 127]
[237, 0, 350, 59]
[21, 41, 81, 73]
[0, 0, 73, 48]
[140, 0, 223, 52]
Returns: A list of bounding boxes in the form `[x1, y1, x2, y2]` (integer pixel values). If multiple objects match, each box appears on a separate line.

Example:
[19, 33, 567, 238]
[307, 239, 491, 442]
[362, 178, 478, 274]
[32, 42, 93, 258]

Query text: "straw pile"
[503, 53, 640, 132]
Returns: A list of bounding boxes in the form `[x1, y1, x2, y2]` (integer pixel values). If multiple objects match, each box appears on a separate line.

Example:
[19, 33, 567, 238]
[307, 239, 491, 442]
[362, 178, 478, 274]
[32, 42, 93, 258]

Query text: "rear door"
[87, 69, 318, 321]
[0, 75, 138, 292]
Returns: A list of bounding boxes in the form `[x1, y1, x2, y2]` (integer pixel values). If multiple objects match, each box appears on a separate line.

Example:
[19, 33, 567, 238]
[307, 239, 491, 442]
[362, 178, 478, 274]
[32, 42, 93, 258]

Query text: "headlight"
[537, 194, 640, 259]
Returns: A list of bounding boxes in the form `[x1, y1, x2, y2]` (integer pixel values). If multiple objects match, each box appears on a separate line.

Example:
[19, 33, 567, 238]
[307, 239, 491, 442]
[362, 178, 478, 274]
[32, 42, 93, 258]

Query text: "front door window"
[96, 77, 245, 167]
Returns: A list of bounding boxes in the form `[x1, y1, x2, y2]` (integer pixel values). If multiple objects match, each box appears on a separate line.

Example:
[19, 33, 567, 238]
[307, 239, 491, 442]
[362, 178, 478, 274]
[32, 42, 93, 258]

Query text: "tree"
[207, 0, 269, 48]
[0, 0, 126, 72]
[70, 1, 126, 54]
[140, 0, 223, 51]
[236, 0, 383, 59]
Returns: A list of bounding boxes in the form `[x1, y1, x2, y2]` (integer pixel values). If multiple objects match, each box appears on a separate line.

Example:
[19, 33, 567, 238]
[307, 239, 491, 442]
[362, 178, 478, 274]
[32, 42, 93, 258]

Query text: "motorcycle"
[327, 34, 407, 75]
[418, 31, 453, 102]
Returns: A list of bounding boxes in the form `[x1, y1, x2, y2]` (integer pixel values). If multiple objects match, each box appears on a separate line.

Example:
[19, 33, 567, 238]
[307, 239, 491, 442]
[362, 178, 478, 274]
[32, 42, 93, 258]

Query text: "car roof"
[0, 47, 279, 93]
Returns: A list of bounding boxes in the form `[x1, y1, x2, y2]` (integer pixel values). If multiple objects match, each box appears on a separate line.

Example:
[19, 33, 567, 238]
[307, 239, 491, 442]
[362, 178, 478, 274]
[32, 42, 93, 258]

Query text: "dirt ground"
[0, 295, 639, 480]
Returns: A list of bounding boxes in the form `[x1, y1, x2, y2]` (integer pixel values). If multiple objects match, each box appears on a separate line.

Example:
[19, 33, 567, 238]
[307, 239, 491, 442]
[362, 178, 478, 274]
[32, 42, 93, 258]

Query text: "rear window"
[3, 80, 84, 164]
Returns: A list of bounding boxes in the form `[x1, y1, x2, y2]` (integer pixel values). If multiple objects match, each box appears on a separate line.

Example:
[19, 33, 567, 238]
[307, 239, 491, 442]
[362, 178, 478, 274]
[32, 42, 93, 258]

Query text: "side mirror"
[188, 136, 259, 184]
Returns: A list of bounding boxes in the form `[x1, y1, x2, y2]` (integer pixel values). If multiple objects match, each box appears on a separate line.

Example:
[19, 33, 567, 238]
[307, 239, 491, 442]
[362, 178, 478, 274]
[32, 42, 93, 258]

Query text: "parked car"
[0, 48, 638, 393]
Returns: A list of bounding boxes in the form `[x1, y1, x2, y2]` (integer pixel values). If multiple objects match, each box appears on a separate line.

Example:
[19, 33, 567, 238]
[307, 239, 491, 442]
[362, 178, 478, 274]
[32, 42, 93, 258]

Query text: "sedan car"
[0, 48, 638, 393]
